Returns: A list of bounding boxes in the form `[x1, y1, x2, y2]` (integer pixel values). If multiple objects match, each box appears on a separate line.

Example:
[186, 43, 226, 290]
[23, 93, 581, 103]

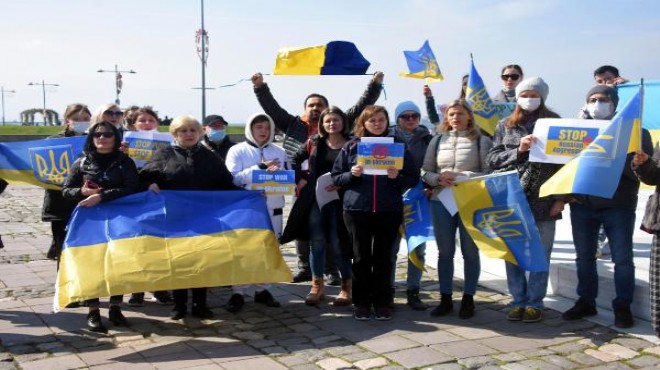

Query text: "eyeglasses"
[399, 113, 420, 120]
[93, 131, 115, 138]
[104, 110, 123, 117]
[588, 97, 612, 103]
[501, 74, 520, 81]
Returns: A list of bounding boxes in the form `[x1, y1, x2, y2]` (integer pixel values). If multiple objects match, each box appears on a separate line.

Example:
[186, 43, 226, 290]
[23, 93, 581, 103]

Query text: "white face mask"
[517, 97, 541, 112]
[71, 121, 90, 134]
[587, 101, 614, 120]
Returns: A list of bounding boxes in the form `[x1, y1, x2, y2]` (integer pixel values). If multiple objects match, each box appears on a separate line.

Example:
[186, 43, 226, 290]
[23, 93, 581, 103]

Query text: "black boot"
[430, 293, 453, 317]
[406, 289, 428, 311]
[86, 310, 107, 332]
[108, 305, 128, 326]
[458, 294, 475, 319]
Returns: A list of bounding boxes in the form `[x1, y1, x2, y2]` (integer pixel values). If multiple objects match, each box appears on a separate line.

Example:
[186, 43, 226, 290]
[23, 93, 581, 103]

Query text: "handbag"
[641, 192, 660, 234]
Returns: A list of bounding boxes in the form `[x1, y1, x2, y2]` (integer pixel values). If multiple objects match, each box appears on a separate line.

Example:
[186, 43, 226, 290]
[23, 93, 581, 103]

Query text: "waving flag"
[453, 171, 548, 272]
[539, 86, 642, 198]
[402, 181, 434, 270]
[273, 41, 370, 75]
[466, 60, 499, 136]
[618, 80, 660, 145]
[0, 136, 85, 190]
[55, 190, 292, 310]
[399, 40, 443, 82]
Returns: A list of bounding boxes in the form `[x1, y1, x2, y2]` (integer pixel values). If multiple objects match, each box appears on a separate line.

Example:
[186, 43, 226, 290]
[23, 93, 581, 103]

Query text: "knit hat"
[394, 101, 421, 120]
[586, 85, 619, 107]
[203, 115, 228, 126]
[515, 77, 549, 101]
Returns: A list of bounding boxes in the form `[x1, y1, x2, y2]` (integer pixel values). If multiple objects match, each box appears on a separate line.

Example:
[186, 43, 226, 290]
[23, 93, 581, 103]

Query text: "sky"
[1, 0, 660, 125]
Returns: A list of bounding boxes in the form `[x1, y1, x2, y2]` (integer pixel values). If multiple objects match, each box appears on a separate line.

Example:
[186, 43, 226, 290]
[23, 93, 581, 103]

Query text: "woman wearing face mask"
[42, 103, 92, 265]
[201, 115, 235, 161]
[486, 77, 566, 323]
[493, 65, 524, 103]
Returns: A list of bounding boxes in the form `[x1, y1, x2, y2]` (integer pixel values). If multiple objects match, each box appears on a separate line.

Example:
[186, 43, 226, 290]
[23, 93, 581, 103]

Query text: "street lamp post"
[28, 80, 59, 126]
[196, 0, 209, 120]
[1, 86, 16, 125]
[97, 64, 136, 105]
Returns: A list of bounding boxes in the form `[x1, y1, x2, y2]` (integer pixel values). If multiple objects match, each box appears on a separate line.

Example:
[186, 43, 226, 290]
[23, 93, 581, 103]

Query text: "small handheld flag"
[399, 40, 443, 83]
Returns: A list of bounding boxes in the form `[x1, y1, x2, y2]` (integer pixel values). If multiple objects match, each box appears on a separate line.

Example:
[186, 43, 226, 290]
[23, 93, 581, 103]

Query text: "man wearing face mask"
[580, 85, 618, 120]
[201, 115, 235, 161]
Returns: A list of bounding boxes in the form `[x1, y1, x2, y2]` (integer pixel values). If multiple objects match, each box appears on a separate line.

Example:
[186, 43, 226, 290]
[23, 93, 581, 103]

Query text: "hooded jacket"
[225, 113, 289, 210]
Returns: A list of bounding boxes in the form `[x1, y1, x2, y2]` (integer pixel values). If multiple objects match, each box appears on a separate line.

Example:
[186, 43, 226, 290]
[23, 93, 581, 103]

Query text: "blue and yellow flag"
[0, 136, 85, 190]
[540, 86, 642, 198]
[399, 40, 443, 83]
[273, 41, 370, 75]
[466, 60, 499, 136]
[453, 171, 548, 272]
[55, 190, 292, 310]
[618, 80, 660, 145]
[402, 181, 434, 270]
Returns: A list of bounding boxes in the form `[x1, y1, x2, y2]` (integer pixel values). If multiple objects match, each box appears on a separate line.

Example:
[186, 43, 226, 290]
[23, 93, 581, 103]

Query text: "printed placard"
[123, 131, 173, 167]
[357, 142, 404, 175]
[530, 118, 608, 164]
[251, 170, 295, 195]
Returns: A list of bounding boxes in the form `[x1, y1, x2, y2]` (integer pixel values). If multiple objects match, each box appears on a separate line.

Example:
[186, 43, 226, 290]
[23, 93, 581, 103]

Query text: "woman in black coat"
[62, 121, 140, 332]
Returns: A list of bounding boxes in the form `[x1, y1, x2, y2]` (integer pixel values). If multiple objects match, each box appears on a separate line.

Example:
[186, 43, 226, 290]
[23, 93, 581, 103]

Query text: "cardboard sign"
[530, 118, 608, 164]
[251, 170, 295, 195]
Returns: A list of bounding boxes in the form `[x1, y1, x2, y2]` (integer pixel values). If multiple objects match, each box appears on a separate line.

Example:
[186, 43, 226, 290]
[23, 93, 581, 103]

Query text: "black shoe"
[562, 301, 597, 321]
[325, 272, 341, 286]
[191, 304, 214, 319]
[108, 306, 128, 326]
[46, 243, 59, 260]
[170, 306, 187, 320]
[254, 290, 280, 307]
[86, 310, 107, 332]
[292, 269, 312, 283]
[430, 293, 453, 317]
[128, 293, 145, 307]
[406, 289, 429, 311]
[614, 306, 634, 328]
[226, 293, 245, 313]
[458, 294, 475, 319]
[152, 291, 174, 305]
[65, 302, 81, 308]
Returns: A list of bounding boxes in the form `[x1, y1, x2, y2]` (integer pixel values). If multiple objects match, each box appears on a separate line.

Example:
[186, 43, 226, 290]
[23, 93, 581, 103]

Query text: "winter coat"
[253, 79, 382, 166]
[201, 134, 235, 161]
[389, 125, 432, 170]
[332, 137, 419, 213]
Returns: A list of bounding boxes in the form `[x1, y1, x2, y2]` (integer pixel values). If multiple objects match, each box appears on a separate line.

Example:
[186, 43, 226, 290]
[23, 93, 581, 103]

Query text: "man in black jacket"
[201, 115, 235, 161]
[251, 71, 384, 283]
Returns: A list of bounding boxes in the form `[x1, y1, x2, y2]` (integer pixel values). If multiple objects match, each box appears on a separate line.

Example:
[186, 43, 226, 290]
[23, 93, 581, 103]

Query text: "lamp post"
[196, 0, 209, 120]
[97, 64, 136, 105]
[28, 80, 59, 126]
[1, 86, 16, 125]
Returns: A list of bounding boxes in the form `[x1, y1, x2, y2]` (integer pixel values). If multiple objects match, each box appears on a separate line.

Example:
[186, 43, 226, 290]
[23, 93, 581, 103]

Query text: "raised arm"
[424, 85, 440, 124]
[252, 72, 298, 133]
[345, 71, 384, 129]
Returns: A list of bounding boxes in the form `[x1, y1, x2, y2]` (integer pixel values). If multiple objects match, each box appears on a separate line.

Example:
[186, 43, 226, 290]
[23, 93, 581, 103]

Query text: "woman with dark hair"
[422, 100, 492, 319]
[486, 77, 565, 323]
[290, 106, 353, 306]
[332, 105, 419, 321]
[493, 64, 524, 103]
[43, 103, 92, 262]
[62, 121, 140, 332]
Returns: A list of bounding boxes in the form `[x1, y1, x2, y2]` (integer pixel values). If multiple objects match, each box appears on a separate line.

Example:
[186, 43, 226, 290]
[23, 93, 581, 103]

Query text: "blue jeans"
[570, 204, 635, 308]
[430, 200, 481, 295]
[390, 236, 426, 290]
[506, 220, 556, 309]
[308, 201, 352, 279]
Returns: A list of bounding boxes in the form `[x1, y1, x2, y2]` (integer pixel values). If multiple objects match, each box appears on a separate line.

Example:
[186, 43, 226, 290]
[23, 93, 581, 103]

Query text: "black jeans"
[344, 210, 402, 308]
[86, 295, 123, 308]
[173, 288, 207, 310]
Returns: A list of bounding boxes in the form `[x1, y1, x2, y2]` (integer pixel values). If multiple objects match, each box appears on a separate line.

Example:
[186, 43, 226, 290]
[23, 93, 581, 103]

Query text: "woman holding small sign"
[332, 105, 419, 321]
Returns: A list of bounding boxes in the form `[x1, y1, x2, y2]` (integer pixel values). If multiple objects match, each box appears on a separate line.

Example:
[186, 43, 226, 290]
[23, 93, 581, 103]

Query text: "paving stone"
[315, 357, 352, 370]
[457, 355, 498, 369]
[342, 351, 378, 362]
[598, 343, 639, 359]
[277, 354, 310, 367]
[431, 339, 497, 359]
[584, 348, 620, 362]
[610, 337, 655, 351]
[357, 336, 420, 354]
[219, 356, 288, 370]
[493, 353, 527, 363]
[290, 364, 323, 370]
[18, 354, 87, 370]
[642, 346, 660, 356]
[566, 352, 604, 366]
[477, 336, 541, 352]
[627, 354, 660, 368]
[353, 357, 388, 370]
[384, 346, 453, 369]
[548, 342, 589, 355]
[538, 355, 580, 369]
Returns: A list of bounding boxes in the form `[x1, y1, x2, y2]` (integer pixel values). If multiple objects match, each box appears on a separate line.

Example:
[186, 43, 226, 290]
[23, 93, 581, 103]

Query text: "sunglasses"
[93, 131, 115, 138]
[501, 74, 520, 81]
[104, 110, 124, 117]
[399, 113, 420, 120]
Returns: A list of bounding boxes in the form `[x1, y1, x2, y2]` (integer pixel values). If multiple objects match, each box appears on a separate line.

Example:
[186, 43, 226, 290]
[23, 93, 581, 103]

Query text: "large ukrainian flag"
[55, 190, 292, 310]
[453, 171, 548, 272]
[273, 41, 370, 75]
[0, 136, 85, 189]
[466, 60, 500, 136]
[539, 86, 642, 198]
[618, 80, 660, 145]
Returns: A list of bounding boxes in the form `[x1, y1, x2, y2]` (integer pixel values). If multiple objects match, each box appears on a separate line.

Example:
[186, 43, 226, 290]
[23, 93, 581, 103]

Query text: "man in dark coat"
[201, 115, 235, 161]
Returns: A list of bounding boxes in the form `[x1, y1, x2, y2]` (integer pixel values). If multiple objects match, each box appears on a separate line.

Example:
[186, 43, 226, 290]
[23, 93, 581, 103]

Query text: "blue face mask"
[207, 128, 226, 143]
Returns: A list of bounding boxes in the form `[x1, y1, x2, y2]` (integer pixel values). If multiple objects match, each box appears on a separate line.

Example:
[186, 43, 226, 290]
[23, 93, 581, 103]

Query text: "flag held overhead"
[399, 40, 443, 82]
[273, 41, 370, 75]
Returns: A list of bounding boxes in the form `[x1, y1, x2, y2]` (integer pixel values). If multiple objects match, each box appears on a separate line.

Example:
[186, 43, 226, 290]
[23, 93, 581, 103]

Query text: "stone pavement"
[2, 186, 660, 369]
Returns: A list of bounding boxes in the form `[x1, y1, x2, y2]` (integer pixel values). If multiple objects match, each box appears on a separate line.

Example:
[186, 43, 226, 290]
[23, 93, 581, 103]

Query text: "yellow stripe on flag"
[0, 169, 61, 190]
[274, 45, 327, 75]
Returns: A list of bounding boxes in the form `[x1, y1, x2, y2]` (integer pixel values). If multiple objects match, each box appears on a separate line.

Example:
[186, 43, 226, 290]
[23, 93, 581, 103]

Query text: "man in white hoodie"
[224, 113, 289, 312]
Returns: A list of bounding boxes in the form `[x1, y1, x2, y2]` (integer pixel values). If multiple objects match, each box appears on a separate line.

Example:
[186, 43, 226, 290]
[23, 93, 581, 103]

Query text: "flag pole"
[639, 78, 645, 149]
